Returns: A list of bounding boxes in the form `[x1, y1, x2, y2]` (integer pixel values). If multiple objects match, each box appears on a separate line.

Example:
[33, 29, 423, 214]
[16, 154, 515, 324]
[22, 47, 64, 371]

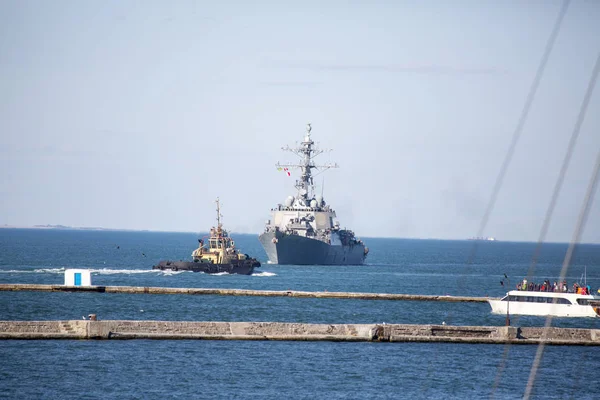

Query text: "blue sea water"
[1, 228, 599, 399]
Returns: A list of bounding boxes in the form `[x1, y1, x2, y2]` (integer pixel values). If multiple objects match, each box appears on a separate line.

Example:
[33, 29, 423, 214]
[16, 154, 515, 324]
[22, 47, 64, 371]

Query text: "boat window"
[577, 299, 590, 305]
[507, 295, 528, 302]
[551, 298, 572, 304]
[506, 295, 571, 304]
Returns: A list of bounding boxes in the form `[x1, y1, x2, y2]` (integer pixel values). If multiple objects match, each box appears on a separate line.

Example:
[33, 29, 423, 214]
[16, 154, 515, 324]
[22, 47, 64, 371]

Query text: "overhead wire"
[425, 1, 573, 397]
[523, 51, 600, 400]
[468, 0, 571, 266]
[492, 50, 600, 400]
[522, 52, 600, 296]
[424, 0, 574, 396]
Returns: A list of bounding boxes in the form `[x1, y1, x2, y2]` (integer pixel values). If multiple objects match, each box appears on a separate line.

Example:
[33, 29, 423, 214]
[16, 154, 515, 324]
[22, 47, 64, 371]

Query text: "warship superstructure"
[258, 124, 368, 265]
[153, 198, 260, 275]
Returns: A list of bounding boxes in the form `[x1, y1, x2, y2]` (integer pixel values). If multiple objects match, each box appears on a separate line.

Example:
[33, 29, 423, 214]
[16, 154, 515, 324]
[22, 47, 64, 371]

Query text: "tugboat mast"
[215, 197, 222, 228]
[215, 197, 224, 238]
[276, 123, 338, 205]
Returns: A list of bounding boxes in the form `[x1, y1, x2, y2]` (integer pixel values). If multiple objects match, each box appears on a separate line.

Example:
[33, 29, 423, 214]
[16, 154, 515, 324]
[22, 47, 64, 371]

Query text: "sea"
[1, 228, 599, 399]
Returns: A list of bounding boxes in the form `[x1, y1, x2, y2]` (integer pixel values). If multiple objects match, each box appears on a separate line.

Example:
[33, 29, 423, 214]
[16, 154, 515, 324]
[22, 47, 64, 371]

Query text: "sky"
[1, 0, 600, 243]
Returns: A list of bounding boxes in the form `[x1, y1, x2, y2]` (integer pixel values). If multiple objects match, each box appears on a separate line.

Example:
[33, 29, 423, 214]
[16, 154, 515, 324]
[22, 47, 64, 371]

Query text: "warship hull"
[152, 259, 259, 275]
[259, 231, 366, 265]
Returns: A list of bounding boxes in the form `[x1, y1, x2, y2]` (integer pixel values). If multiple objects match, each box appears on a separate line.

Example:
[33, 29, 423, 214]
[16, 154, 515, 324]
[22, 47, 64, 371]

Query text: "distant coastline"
[0, 224, 153, 232]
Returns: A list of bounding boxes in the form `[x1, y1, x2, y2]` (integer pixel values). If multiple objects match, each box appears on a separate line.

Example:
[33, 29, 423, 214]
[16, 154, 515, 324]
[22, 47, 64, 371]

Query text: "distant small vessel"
[152, 199, 261, 275]
[488, 290, 600, 318]
[468, 236, 497, 241]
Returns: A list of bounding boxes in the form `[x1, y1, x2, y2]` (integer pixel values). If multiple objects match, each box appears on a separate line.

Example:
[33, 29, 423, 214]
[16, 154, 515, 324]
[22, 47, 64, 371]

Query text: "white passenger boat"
[488, 290, 600, 318]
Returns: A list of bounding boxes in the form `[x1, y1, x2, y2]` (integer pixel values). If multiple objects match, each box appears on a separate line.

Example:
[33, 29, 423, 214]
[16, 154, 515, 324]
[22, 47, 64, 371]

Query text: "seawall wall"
[0, 284, 491, 302]
[1, 321, 599, 345]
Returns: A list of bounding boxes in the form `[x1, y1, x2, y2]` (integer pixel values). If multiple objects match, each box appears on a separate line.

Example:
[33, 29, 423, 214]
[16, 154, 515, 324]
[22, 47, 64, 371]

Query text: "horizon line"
[1, 225, 599, 246]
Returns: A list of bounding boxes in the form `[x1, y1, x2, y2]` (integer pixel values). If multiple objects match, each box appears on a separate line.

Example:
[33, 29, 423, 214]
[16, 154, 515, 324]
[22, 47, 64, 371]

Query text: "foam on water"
[33, 268, 66, 274]
[0, 269, 62, 274]
[252, 271, 277, 277]
[159, 269, 186, 276]
[0, 267, 164, 275]
[92, 268, 161, 275]
[1, 267, 277, 277]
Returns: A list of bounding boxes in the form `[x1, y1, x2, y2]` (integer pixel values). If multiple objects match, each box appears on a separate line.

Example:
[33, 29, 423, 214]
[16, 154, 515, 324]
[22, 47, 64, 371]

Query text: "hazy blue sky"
[1, 0, 599, 243]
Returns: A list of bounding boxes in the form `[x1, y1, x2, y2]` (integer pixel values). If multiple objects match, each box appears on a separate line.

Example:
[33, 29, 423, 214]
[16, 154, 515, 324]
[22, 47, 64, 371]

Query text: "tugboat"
[258, 124, 368, 265]
[153, 198, 261, 275]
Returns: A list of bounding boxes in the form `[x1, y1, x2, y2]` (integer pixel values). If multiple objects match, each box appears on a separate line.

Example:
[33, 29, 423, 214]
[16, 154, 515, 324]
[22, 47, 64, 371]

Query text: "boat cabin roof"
[502, 290, 600, 305]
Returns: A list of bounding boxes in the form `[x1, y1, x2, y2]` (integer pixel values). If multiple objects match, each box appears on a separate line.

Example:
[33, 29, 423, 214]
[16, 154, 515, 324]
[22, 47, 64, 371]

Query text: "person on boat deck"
[521, 279, 528, 291]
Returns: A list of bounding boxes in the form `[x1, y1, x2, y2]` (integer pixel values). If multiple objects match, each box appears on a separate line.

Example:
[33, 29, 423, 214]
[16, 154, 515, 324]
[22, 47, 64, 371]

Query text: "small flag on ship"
[277, 167, 291, 176]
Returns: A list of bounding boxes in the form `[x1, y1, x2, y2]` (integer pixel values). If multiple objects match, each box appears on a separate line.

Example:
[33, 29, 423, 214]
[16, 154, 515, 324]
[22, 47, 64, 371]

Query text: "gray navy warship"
[258, 124, 368, 265]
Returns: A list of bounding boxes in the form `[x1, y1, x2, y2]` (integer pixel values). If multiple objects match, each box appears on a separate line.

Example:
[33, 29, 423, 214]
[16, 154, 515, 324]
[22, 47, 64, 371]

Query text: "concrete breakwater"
[0, 284, 491, 302]
[1, 320, 599, 345]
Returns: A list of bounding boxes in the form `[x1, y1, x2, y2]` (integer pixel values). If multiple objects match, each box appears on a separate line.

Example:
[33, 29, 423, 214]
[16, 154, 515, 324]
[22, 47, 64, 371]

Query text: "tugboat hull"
[153, 259, 260, 275]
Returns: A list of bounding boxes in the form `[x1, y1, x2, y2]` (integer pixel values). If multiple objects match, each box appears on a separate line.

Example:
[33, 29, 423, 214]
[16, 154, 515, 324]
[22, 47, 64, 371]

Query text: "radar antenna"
[276, 124, 338, 205]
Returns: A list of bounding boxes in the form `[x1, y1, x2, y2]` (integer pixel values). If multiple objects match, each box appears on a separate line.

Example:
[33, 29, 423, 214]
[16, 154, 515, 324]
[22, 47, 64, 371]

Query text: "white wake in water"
[160, 269, 186, 276]
[252, 271, 277, 277]
[0, 267, 167, 275]
[34, 268, 66, 274]
[0, 269, 62, 274]
[0, 268, 67, 274]
[92, 268, 163, 275]
[1, 268, 277, 277]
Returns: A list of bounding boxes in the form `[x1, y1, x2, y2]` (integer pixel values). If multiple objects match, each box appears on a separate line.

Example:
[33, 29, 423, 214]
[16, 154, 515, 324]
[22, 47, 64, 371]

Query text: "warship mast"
[276, 123, 338, 207]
